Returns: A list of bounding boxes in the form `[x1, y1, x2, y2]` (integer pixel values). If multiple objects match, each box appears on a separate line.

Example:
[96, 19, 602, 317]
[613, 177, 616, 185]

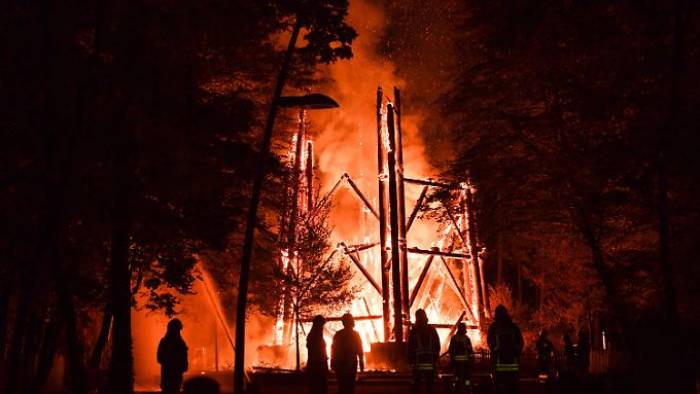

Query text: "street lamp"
[234, 91, 339, 389]
[278, 93, 339, 371]
[278, 93, 339, 109]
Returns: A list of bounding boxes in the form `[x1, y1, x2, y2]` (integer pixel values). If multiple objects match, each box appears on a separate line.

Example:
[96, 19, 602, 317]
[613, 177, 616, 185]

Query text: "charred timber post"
[306, 140, 314, 213]
[466, 185, 489, 317]
[282, 109, 306, 345]
[386, 102, 404, 343]
[394, 87, 410, 335]
[459, 194, 471, 324]
[463, 185, 485, 324]
[287, 109, 306, 254]
[376, 87, 391, 342]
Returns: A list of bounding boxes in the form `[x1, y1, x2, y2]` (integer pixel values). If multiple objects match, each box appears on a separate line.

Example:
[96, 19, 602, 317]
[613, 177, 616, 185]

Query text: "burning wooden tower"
[274, 87, 489, 367]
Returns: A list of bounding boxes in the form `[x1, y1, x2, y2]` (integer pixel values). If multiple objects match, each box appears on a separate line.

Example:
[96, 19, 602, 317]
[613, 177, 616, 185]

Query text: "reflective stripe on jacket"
[495, 362, 519, 372]
[449, 334, 473, 363]
[407, 323, 440, 370]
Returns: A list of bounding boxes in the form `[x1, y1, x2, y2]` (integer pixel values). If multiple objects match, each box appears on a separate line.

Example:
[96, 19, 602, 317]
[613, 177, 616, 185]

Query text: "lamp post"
[234, 92, 338, 392]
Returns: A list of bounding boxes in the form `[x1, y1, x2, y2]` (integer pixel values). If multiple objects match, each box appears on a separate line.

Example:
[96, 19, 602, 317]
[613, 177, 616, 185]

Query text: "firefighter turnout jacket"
[487, 319, 523, 372]
[408, 323, 441, 370]
[449, 333, 474, 363]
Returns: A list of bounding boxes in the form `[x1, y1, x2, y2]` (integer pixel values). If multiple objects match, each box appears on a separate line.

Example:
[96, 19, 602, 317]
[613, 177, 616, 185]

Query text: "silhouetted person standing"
[560, 334, 577, 392]
[536, 330, 554, 379]
[487, 305, 523, 394]
[307, 315, 328, 394]
[577, 330, 590, 375]
[157, 319, 188, 394]
[448, 323, 473, 394]
[408, 309, 440, 394]
[563, 334, 575, 369]
[331, 314, 364, 394]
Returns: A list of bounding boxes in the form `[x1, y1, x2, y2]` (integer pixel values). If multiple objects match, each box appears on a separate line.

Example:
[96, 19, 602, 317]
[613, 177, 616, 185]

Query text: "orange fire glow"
[267, 0, 486, 369]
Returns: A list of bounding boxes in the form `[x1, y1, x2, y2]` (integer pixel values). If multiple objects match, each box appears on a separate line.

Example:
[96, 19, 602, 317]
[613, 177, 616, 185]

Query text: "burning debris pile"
[266, 87, 489, 370]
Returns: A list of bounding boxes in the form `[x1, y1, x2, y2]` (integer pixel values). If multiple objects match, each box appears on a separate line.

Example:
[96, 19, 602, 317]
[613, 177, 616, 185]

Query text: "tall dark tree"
[1, 0, 315, 392]
[233, 1, 356, 392]
[436, 0, 700, 390]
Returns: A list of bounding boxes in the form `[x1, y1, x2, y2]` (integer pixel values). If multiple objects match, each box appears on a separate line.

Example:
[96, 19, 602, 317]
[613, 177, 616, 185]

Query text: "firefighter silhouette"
[331, 313, 364, 394]
[448, 323, 474, 394]
[408, 309, 440, 394]
[536, 329, 554, 381]
[306, 315, 328, 394]
[487, 305, 523, 394]
[157, 318, 189, 394]
[577, 329, 590, 375]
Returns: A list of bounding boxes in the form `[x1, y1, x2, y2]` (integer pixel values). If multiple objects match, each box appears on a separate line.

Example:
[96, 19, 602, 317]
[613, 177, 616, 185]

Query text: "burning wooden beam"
[439, 256, 477, 322]
[306, 140, 314, 213]
[386, 102, 404, 343]
[376, 87, 391, 342]
[404, 177, 462, 189]
[394, 87, 410, 335]
[463, 185, 488, 323]
[406, 247, 470, 260]
[299, 315, 382, 323]
[409, 253, 436, 308]
[340, 243, 382, 295]
[406, 185, 429, 232]
[344, 242, 379, 253]
[344, 174, 380, 220]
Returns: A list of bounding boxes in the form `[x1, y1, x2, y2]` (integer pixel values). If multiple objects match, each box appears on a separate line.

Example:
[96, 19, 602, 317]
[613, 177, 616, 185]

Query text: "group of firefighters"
[156, 305, 589, 394]
[306, 304, 549, 394]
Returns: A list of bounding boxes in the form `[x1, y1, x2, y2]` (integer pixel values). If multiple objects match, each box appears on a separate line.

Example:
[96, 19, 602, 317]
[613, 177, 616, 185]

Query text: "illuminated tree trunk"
[516, 260, 522, 302]
[30, 315, 62, 394]
[90, 304, 112, 369]
[0, 286, 8, 366]
[53, 252, 87, 393]
[653, 2, 689, 392]
[294, 305, 301, 371]
[21, 313, 42, 391]
[4, 272, 28, 394]
[656, 0, 688, 334]
[109, 155, 134, 394]
[234, 20, 301, 394]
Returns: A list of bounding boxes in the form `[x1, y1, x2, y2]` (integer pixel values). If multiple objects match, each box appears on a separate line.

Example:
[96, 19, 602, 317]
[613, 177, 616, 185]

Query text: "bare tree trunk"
[4, 270, 29, 394]
[234, 20, 301, 394]
[54, 259, 87, 394]
[577, 212, 617, 303]
[654, 4, 692, 393]
[657, 0, 689, 335]
[107, 2, 145, 390]
[516, 260, 522, 302]
[0, 284, 10, 367]
[108, 148, 134, 394]
[294, 306, 300, 371]
[90, 304, 112, 369]
[29, 315, 63, 394]
[21, 313, 42, 393]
